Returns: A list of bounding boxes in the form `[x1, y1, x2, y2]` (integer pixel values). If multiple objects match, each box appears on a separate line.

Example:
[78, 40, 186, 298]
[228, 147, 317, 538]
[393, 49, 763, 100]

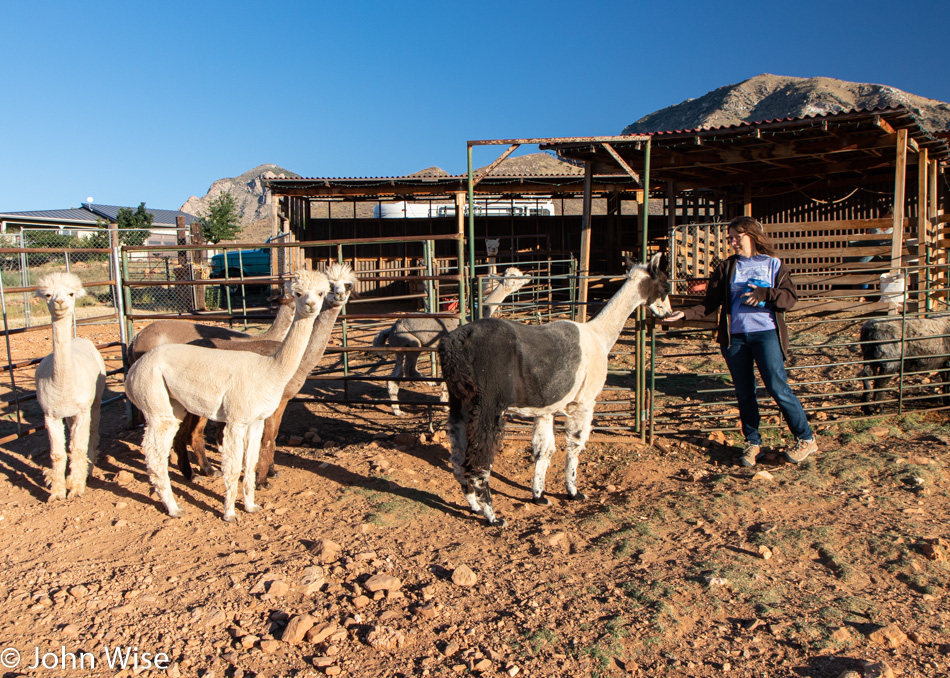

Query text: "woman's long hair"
[729, 216, 776, 257]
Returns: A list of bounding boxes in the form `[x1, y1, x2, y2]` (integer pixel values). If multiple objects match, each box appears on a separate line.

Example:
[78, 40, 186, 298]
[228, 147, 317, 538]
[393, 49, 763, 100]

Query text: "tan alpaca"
[34, 272, 107, 501]
[128, 281, 295, 364]
[174, 263, 359, 486]
[125, 269, 329, 521]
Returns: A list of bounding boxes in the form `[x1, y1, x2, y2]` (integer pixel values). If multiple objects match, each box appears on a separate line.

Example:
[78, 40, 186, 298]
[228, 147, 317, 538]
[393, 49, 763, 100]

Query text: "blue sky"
[1, 0, 947, 213]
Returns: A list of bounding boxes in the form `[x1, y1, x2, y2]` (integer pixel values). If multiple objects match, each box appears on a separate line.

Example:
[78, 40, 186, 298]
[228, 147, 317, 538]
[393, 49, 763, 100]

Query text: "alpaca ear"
[624, 254, 635, 271]
[648, 252, 666, 276]
[75, 286, 87, 299]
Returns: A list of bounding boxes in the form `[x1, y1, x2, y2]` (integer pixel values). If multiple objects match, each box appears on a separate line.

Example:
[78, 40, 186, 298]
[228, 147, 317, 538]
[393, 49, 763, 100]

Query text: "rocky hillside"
[181, 164, 301, 241]
[622, 73, 950, 135]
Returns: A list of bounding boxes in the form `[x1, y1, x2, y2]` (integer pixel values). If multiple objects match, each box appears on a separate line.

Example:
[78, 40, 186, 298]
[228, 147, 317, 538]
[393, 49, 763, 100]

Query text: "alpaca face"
[485, 239, 500, 257]
[325, 263, 359, 308]
[500, 267, 529, 293]
[641, 253, 673, 319]
[291, 270, 330, 317]
[35, 272, 86, 320]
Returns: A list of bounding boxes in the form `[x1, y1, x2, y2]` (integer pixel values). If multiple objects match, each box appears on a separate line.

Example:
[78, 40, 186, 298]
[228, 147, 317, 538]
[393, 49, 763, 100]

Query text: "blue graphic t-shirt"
[730, 255, 780, 334]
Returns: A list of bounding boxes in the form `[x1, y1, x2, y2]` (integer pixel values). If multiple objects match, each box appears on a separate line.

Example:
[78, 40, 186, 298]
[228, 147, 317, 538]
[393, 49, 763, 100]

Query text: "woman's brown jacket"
[679, 255, 798, 361]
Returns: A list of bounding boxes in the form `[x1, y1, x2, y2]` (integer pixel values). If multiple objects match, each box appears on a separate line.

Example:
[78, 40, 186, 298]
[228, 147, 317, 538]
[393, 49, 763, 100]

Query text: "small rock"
[364, 574, 402, 592]
[240, 635, 259, 649]
[312, 539, 342, 564]
[442, 641, 460, 657]
[704, 576, 731, 588]
[830, 626, 851, 643]
[756, 545, 772, 560]
[452, 565, 477, 588]
[306, 622, 340, 644]
[366, 625, 406, 650]
[546, 531, 570, 549]
[68, 585, 88, 599]
[313, 656, 335, 668]
[267, 580, 289, 598]
[113, 470, 134, 485]
[752, 470, 774, 482]
[869, 623, 907, 649]
[413, 603, 438, 620]
[287, 435, 305, 446]
[863, 660, 895, 678]
[352, 595, 370, 609]
[867, 426, 890, 436]
[62, 623, 80, 638]
[473, 658, 493, 672]
[282, 614, 316, 643]
[259, 639, 281, 654]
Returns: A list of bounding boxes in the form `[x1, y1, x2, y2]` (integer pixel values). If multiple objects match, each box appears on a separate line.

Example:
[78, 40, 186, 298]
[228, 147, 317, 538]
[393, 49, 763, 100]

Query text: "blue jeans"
[722, 330, 813, 446]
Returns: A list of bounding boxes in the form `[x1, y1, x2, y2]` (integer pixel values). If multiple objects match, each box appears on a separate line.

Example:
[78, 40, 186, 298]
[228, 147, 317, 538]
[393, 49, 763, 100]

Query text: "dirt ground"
[1, 324, 949, 678]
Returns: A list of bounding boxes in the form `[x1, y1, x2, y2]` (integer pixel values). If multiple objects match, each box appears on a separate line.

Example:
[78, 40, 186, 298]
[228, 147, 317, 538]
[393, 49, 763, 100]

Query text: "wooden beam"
[891, 129, 908, 271]
[602, 143, 641, 184]
[472, 144, 520, 186]
[578, 162, 593, 323]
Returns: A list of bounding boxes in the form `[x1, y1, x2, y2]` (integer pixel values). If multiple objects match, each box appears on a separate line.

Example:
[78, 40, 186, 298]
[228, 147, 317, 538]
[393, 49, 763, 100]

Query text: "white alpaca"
[373, 267, 529, 416]
[438, 254, 673, 526]
[482, 238, 501, 297]
[34, 272, 107, 501]
[125, 269, 329, 521]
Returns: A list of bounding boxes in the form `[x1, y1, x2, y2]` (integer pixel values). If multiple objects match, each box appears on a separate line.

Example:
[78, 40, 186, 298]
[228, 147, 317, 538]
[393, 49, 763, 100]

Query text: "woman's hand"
[742, 283, 760, 306]
[662, 311, 685, 323]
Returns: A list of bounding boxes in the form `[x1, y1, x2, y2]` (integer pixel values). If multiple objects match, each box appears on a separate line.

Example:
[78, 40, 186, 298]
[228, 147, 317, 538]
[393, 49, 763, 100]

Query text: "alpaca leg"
[44, 416, 68, 501]
[220, 423, 248, 522]
[142, 418, 184, 517]
[466, 469, 505, 527]
[564, 404, 593, 501]
[255, 400, 288, 489]
[191, 416, 218, 477]
[388, 355, 405, 416]
[242, 419, 265, 514]
[87, 386, 103, 475]
[405, 351, 426, 381]
[173, 413, 196, 481]
[447, 395, 481, 514]
[530, 414, 557, 505]
[65, 411, 92, 498]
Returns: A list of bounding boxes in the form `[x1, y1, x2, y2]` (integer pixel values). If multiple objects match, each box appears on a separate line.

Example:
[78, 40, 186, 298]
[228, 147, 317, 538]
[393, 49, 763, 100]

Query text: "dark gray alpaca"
[859, 315, 950, 414]
[438, 254, 673, 527]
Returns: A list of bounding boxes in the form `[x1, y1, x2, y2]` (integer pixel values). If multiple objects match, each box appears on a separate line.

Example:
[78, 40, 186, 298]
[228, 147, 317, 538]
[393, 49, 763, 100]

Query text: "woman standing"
[663, 216, 817, 466]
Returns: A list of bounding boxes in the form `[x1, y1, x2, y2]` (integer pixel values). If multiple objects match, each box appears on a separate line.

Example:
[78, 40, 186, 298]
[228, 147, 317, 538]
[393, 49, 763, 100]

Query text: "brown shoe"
[738, 443, 761, 467]
[784, 438, 817, 464]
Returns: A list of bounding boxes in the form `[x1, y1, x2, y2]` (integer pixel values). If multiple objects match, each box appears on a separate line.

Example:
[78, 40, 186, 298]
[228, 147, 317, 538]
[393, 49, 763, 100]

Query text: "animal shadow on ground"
[272, 450, 469, 523]
[792, 655, 873, 677]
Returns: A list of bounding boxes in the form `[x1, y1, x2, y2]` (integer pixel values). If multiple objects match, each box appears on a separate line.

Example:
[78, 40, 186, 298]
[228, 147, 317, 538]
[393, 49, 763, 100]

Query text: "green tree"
[116, 203, 153, 246]
[198, 191, 243, 244]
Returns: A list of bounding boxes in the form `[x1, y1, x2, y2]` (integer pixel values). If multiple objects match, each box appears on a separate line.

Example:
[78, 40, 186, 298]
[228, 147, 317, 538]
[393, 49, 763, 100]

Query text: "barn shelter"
[541, 106, 950, 311]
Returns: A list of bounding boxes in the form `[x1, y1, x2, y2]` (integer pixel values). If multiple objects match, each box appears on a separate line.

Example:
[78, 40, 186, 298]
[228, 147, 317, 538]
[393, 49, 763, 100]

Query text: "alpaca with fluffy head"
[173, 262, 359, 486]
[125, 269, 330, 521]
[373, 267, 529, 415]
[438, 254, 673, 527]
[34, 272, 107, 501]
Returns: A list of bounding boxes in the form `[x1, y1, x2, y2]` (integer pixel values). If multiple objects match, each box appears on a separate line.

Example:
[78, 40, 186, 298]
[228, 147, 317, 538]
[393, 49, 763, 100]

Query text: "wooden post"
[578, 161, 593, 322]
[890, 129, 908, 270]
[917, 148, 928, 308]
[190, 220, 207, 311]
[743, 182, 752, 216]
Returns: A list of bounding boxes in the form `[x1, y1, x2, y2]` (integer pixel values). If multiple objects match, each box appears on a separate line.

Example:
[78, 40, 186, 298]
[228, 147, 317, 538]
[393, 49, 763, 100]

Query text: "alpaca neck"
[255, 301, 294, 342]
[49, 313, 75, 385]
[586, 273, 645, 347]
[285, 304, 343, 395]
[480, 283, 514, 319]
[267, 308, 318, 381]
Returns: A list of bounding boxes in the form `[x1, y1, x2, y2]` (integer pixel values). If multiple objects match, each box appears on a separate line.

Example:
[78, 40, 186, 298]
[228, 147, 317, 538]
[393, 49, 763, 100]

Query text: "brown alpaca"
[175, 263, 358, 486]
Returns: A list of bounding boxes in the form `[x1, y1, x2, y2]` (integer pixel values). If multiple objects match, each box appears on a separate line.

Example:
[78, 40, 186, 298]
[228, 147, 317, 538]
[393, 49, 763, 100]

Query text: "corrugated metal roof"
[82, 203, 198, 226]
[0, 208, 101, 222]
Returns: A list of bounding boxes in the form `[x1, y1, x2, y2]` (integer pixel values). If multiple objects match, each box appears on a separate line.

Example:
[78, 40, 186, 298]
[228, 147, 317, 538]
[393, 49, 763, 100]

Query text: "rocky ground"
[0, 390, 948, 678]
